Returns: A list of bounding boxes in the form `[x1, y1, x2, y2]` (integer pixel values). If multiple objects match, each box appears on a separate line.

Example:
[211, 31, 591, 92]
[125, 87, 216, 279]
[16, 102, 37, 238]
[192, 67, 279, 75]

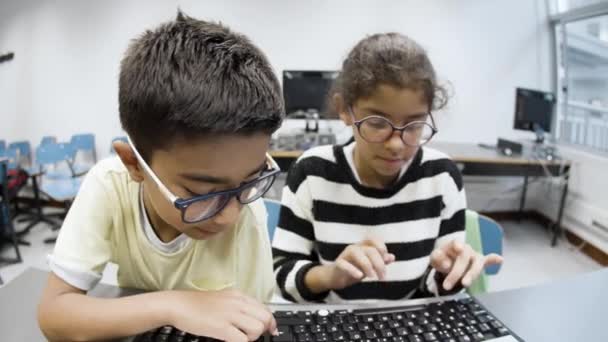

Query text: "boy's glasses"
[127, 137, 280, 223]
[350, 108, 438, 147]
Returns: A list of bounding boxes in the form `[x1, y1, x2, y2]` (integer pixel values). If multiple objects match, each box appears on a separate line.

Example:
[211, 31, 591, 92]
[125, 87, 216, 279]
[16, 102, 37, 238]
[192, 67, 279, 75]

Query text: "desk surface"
[2, 268, 606, 342]
[270, 142, 571, 166]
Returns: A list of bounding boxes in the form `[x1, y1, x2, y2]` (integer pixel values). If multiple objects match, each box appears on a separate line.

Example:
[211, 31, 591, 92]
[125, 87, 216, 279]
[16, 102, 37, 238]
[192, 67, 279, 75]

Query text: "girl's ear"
[335, 93, 353, 126]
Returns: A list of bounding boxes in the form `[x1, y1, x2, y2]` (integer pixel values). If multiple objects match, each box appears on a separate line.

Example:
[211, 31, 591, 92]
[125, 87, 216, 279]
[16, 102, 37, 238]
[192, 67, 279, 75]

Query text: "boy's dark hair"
[331, 33, 448, 114]
[119, 11, 284, 161]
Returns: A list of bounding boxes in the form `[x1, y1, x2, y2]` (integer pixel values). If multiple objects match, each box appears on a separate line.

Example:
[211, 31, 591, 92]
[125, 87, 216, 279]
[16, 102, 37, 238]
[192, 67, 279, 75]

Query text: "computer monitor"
[514, 87, 555, 142]
[283, 70, 338, 117]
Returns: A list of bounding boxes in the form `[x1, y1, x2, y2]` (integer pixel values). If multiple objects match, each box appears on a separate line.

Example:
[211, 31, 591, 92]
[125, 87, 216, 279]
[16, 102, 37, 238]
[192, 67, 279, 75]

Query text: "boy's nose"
[211, 197, 242, 227]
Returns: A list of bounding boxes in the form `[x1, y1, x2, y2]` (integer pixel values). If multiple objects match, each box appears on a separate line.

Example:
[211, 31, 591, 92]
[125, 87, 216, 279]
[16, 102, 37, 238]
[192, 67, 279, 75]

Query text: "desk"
[2, 268, 607, 342]
[270, 142, 571, 246]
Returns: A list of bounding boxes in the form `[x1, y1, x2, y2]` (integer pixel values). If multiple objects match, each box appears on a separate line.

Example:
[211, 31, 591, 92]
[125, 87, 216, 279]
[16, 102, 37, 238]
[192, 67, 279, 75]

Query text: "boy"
[38, 12, 284, 342]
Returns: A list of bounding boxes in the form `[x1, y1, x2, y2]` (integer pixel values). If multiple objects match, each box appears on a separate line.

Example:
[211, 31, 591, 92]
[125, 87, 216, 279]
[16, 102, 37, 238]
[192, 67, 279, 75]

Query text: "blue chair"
[35, 143, 84, 243]
[263, 198, 281, 242]
[69, 134, 96, 175]
[40, 136, 57, 146]
[478, 214, 504, 275]
[0, 159, 22, 263]
[110, 136, 128, 155]
[0, 147, 19, 170]
[0, 140, 5, 153]
[33, 142, 77, 179]
[8, 141, 32, 168]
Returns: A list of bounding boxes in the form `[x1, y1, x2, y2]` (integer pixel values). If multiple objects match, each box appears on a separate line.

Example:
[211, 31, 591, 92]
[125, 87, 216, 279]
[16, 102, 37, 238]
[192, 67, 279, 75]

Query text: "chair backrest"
[466, 210, 503, 276]
[8, 141, 32, 167]
[36, 142, 74, 166]
[263, 198, 281, 242]
[70, 134, 95, 151]
[0, 146, 20, 170]
[478, 214, 504, 275]
[40, 136, 57, 146]
[70, 133, 97, 164]
[0, 140, 5, 153]
[110, 136, 128, 154]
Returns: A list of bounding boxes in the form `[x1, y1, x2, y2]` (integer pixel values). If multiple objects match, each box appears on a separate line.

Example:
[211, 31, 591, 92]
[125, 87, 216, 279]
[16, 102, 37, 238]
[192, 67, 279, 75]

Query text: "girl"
[272, 33, 502, 303]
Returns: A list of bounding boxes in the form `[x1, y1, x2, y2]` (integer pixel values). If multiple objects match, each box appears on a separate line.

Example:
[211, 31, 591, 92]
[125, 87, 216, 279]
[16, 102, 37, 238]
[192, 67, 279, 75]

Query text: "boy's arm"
[38, 272, 277, 342]
[38, 273, 168, 341]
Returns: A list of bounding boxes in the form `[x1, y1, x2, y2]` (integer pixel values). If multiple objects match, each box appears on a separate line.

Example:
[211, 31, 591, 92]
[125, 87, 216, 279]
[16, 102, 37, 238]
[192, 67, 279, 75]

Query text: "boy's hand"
[430, 240, 503, 291]
[168, 289, 277, 341]
[310, 237, 396, 291]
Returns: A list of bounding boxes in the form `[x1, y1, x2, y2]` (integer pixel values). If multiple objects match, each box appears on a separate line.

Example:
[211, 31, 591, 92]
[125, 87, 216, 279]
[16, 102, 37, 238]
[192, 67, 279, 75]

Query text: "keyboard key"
[331, 331, 346, 341]
[380, 329, 394, 338]
[296, 332, 312, 341]
[490, 320, 503, 329]
[314, 332, 328, 341]
[389, 320, 402, 328]
[153, 334, 169, 342]
[410, 326, 424, 334]
[437, 330, 452, 339]
[424, 323, 438, 332]
[293, 325, 307, 334]
[159, 326, 173, 335]
[373, 322, 387, 330]
[310, 325, 323, 333]
[348, 331, 363, 340]
[272, 326, 293, 342]
[478, 323, 491, 333]
[407, 334, 423, 342]
[326, 324, 339, 333]
[471, 332, 485, 341]
[379, 314, 391, 322]
[396, 327, 408, 336]
[422, 332, 437, 341]
[497, 327, 510, 336]
[457, 335, 472, 342]
[342, 323, 355, 332]
[357, 323, 371, 331]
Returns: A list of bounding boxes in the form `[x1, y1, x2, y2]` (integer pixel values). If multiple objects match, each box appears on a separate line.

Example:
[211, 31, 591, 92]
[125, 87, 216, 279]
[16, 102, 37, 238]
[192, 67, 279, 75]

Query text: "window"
[551, 0, 608, 154]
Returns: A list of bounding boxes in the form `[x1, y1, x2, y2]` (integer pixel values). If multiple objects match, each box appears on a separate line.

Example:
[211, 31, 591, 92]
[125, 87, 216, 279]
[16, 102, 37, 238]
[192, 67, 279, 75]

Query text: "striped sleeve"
[421, 158, 467, 297]
[272, 159, 327, 303]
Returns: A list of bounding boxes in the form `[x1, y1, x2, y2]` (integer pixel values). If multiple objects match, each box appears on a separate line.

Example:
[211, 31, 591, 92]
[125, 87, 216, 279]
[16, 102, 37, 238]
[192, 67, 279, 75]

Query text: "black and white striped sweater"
[272, 141, 467, 303]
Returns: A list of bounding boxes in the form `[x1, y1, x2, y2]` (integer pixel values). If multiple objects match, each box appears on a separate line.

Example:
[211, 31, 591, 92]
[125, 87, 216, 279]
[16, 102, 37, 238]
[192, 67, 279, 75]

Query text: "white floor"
[0, 217, 602, 293]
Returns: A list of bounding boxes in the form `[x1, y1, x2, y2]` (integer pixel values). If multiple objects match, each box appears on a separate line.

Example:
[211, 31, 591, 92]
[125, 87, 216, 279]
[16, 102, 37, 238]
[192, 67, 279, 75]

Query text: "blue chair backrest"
[70, 134, 95, 151]
[264, 199, 281, 242]
[36, 143, 74, 166]
[0, 146, 19, 170]
[110, 136, 128, 154]
[478, 215, 504, 275]
[8, 141, 32, 166]
[0, 140, 5, 153]
[40, 136, 57, 146]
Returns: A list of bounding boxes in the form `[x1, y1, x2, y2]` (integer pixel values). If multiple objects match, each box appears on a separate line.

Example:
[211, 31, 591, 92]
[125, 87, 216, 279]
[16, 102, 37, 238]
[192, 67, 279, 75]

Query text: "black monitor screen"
[283, 70, 338, 117]
[514, 88, 555, 132]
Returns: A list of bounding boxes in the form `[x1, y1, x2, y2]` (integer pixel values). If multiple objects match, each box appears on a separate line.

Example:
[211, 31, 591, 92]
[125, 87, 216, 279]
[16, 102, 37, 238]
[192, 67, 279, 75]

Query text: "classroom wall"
[0, 0, 552, 154]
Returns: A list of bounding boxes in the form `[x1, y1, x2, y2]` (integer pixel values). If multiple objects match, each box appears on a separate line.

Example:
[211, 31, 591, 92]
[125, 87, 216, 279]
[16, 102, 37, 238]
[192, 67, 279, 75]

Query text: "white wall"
[0, 0, 553, 157]
[3, 0, 608, 249]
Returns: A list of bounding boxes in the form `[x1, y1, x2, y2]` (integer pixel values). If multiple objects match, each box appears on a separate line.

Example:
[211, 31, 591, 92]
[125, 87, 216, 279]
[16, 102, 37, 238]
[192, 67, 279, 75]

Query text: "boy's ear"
[113, 141, 145, 182]
[334, 93, 353, 126]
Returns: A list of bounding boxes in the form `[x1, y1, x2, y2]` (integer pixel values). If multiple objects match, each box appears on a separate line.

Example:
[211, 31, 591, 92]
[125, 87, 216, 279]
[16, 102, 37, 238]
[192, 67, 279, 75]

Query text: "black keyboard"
[132, 297, 519, 342]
